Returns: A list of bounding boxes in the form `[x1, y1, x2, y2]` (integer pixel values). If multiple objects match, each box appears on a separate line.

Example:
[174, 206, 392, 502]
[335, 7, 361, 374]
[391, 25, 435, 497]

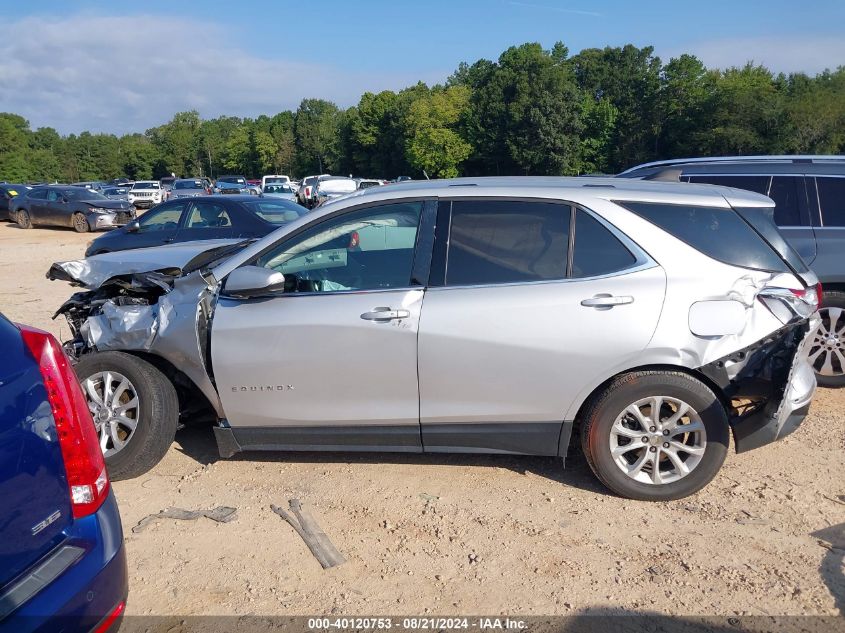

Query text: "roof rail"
[643, 168, 682, 182]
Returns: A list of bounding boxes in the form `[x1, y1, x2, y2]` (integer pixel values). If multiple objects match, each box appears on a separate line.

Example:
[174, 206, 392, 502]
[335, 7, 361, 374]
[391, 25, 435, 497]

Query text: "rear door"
[25, 188, 50, 224]
[418, 199, 666, 454]
[0, 316, 72, 588]
[129, 199, 189, 248]
[175, 199, 239, 242]
[766, 175, 816, 264]
[810, 175, 845, 283]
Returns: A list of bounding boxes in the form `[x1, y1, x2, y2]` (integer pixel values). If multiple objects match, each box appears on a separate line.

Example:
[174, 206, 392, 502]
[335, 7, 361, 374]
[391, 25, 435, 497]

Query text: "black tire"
[580, 370, 729, 501]
[75, 351, 178, 480]
[16, 209, 32, 229]
[72, 212, 90, 233]
[814, 291, 845, 388]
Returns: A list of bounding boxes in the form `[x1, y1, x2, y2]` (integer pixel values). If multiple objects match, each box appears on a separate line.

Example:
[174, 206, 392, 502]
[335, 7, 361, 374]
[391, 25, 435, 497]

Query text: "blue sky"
[2, 1, 844, 134]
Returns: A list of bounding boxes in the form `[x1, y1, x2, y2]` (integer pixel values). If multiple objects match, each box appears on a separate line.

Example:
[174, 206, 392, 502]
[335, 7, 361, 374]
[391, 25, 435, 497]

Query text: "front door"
[130, 200, 188, 248]
[212, 200, 429, 451]
[418, 199, 667, 454]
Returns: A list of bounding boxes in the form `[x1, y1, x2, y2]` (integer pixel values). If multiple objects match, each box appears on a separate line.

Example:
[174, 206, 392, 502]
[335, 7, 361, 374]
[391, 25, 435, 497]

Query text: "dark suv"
[619, 156, 845, 386]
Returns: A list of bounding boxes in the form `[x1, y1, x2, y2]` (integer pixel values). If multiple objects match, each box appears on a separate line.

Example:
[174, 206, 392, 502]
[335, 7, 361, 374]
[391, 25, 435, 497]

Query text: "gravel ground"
[1, 221, 843, 619]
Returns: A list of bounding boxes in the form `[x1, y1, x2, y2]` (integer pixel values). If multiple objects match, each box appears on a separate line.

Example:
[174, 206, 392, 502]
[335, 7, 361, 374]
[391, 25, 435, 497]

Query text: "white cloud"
[0, 15, 446, 134]
[666, 35, 845, 75]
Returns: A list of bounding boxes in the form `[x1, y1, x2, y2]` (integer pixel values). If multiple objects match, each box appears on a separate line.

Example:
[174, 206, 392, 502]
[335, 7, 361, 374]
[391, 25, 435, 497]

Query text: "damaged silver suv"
[49, 177, 820, 501]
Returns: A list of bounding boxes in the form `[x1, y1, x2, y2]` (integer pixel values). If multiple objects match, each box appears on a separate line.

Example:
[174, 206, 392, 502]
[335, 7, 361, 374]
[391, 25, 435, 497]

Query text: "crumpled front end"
[49, 261, 225, 418]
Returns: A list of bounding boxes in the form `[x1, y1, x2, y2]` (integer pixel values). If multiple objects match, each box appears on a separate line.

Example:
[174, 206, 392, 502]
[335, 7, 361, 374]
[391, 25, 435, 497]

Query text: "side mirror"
[60, 197, 69, 203]
[222, 265, 285, 299]
[125, 220, 140, 233]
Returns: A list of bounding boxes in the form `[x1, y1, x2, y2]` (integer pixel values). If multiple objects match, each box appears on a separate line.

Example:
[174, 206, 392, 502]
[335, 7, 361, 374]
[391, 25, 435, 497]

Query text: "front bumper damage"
[699, 315, 819, 453]
[48, 260, 226, 419]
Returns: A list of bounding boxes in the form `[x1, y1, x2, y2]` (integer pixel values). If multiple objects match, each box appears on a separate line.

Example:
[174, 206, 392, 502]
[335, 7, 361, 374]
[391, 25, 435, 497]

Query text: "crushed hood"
[47, 239, 245, 289]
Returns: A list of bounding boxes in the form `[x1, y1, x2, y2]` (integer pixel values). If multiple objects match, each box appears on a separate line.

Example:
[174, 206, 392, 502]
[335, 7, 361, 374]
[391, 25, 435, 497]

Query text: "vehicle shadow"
[173, 425, 611, 496]
[811, 523, 845, 615]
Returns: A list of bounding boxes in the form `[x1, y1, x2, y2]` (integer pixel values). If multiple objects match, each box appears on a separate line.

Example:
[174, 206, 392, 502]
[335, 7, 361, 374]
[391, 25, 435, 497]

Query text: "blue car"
[0, 314, 128, 633]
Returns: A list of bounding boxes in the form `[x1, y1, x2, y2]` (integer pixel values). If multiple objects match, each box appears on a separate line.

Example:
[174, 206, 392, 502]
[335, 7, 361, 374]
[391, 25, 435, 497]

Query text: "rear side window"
[445, 200, 570, 285]
[619, 201, 789, 273]
[686, 175, 770, 196]
[572, 209, 637, 278]
[733, 207, 810, 274]
[767, 176, 804, 226]
[816, 177, 845, 226]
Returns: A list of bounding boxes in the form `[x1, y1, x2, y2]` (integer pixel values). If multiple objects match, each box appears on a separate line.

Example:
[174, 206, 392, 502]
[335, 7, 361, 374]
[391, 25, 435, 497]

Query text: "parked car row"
[295, 175, 386, 208]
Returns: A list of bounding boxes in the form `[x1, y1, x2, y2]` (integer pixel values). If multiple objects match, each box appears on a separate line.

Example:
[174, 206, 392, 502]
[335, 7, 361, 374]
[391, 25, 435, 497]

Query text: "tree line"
[1, 42, 843, 183]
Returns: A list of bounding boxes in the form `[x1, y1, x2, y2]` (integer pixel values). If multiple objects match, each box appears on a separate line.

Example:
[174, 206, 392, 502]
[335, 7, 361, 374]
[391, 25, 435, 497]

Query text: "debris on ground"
[271, 499, 346, 569]
[132, 506, 237, 533]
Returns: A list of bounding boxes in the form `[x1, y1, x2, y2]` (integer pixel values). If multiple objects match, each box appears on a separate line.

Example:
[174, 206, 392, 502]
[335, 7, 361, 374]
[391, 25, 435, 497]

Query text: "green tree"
[405, 86, 473, 178]
[464, 42, 584, 175]
[294, 99, 341, 174]
[572, 44, 662, 171]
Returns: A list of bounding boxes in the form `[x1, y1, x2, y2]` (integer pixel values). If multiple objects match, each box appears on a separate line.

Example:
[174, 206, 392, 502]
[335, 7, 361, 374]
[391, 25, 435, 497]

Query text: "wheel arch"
[118, 350, 219, 426]
[561, 363, 729, 460]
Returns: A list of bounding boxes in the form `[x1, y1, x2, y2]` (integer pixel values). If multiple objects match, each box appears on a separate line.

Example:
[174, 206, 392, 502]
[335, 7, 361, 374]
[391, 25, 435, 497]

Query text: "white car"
[127, 181, 163, 209]
[261, 174, 290, 189]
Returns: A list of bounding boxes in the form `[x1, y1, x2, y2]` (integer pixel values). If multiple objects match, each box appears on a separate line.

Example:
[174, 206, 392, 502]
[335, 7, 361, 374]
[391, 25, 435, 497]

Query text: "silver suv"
[51, 177, 819, 501]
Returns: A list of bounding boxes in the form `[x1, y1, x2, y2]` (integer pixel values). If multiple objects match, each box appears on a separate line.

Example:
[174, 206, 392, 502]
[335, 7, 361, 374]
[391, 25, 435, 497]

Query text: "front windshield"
[66, 188, 106, 201]
[132, 182, 159, 190]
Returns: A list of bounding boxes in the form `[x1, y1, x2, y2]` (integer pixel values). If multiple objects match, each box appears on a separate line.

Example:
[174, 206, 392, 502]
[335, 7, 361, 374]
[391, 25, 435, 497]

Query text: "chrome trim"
[619, 155, 845, 175]
[0, 545, 85, 619]
[427, 261, 660, 292]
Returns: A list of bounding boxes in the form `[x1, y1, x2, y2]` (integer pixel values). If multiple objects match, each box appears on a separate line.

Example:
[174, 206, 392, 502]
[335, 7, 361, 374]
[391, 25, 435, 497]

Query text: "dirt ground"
[1, 221, 843, 619]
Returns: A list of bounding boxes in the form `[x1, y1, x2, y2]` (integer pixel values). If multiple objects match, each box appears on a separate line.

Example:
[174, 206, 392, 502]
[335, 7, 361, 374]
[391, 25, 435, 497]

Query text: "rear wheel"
[581, 371, 729, 501]
[72, 212, 90, 233]
[75, 351, 178, 480]
[16, 209, 32, 229]
[809, 291, 845, 387]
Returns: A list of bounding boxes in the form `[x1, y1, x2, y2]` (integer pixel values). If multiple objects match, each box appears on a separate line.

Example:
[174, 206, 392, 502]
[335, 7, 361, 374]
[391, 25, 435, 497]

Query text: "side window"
[687, 175, 770, 196]
[816, 177, 845, 227]
[28, 189, 47, 200]
[138, 202, 185, 232]
[620, 201, 789, 273]
[47, 189, 61, 202]
[185, 201, 232, 228]
[255, 202, 422, 293]
[445, 200, 570, 286]
[571, 209, 637, 278]
[767, 176, 805, 226]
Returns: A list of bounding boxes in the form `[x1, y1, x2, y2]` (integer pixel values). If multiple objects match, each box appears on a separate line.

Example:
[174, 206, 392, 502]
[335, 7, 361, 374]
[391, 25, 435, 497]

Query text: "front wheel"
[580, 371, 729, 501]
[75, 351, 178, 480]
[809, 291, 845, 387]
[72, 212, 90, 233]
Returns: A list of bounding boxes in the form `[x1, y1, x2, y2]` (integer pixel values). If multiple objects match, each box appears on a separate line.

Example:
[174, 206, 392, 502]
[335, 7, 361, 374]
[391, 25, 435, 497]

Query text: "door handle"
[360, 307, 410, 321]
[580, 294, 634, 309]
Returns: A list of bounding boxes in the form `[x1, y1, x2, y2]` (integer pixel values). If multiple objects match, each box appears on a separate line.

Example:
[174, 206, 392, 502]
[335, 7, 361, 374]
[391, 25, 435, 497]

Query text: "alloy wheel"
[82, 371, 140, 457]
[809, 307, 845, 377]
[609, 396, 707, 485]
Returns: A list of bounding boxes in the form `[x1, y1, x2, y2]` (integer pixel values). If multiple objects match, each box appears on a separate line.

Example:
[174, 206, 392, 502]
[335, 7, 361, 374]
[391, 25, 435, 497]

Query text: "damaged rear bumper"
[701, 315, 819, 453]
